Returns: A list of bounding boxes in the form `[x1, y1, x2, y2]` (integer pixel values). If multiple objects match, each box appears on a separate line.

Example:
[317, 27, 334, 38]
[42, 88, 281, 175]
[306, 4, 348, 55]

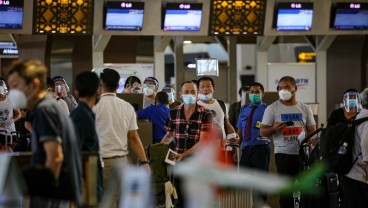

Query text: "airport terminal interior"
[1, 0, 368, 207]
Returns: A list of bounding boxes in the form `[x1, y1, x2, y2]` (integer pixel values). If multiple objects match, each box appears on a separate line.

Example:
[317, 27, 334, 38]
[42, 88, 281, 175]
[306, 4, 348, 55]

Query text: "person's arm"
[174, 130, 209, 161]
[44, 139, 64, 179]
[127, 129, 151, 174]
[260, 122, 285, 137]
[12, 109, 22, 122]
[136, 107, 150, 119]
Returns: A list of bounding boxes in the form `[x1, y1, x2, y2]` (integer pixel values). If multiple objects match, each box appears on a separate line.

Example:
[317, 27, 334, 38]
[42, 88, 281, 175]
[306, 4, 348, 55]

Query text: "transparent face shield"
[343, 92, 361, 112]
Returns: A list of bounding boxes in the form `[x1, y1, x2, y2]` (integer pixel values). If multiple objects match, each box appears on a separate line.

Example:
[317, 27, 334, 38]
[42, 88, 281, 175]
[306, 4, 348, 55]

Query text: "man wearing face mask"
[123, 76, 142, 94]
[142, 77, 159, 108]
[327, 89, 360, 127]
[161, 85, 182, 109]
[7, 60, 82, 207]
[236, 82, 270, 206]
[261, 76, 316, 208]
[0, 78, 21, 151]
[160, 80, 213, 208]
[197, 76, 237, 144]
[52, 76, 78, 113]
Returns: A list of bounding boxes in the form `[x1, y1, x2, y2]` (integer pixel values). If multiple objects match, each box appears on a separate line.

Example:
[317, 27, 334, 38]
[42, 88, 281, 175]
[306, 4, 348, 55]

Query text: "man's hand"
[141, 163, 151, 175]
[273, 121, 286, 133]
[173, 153, 184, 162]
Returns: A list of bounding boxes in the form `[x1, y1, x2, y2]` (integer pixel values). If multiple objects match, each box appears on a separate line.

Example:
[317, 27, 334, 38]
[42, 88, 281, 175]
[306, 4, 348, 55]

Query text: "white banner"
[267, 63, 316, 103]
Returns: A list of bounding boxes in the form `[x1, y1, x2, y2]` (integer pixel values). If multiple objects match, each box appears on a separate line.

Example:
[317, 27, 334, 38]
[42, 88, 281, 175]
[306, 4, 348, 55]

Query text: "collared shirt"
[237, 102, 269, 146]
[93, 93, 138, 158]
[165, 104, 212, 153]
[136, 103, 170, 143]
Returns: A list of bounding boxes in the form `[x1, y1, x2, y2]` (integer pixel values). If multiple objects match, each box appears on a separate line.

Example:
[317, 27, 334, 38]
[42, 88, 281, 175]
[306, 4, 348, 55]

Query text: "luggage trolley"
[0, 130, 18, 152]
[298, 125, 339, 208]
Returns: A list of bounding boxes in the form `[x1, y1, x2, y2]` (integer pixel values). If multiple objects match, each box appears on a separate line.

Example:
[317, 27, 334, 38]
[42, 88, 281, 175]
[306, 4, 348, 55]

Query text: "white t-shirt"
[262, 100, 315, 155]
[197, 99, 228, 138]
[93, 93, 138, 158]
[0, 96, 16, 135]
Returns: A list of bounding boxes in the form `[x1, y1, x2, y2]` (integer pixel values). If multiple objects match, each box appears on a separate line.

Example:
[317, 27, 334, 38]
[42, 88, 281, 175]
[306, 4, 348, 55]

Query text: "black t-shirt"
[327, 107, 356, 127]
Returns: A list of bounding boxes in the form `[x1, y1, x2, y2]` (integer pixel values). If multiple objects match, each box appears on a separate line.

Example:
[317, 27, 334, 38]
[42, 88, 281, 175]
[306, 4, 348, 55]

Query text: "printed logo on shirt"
[281, 113, 304, 142]
[0, 108, 9, 121]
[283, 127, 303, 142]
[281, 113, 302, 121]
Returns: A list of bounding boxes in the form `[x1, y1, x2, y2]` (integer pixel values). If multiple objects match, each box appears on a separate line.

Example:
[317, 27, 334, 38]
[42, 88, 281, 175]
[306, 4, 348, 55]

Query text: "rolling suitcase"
[218, 141, 252, 208]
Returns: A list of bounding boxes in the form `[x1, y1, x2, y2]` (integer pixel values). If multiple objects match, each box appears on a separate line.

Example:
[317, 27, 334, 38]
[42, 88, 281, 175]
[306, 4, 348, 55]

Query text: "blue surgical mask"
[198, 93, 213, 101]
[167, 93, 174, 101]
[348, 99, 357, 108]
[182, 94, 196, 106]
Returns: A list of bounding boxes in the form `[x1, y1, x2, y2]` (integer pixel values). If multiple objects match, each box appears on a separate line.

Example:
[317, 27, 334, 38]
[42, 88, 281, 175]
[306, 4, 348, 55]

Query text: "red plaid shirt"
[165, 104, 213, 153]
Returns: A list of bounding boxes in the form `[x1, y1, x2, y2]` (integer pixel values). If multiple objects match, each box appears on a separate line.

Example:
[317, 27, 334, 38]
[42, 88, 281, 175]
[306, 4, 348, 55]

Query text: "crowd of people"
[1, 59, 367, 208]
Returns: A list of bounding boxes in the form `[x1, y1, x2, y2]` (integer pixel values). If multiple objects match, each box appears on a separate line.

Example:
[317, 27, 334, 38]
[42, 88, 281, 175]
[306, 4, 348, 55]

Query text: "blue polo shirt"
[136, 104, 170, 143]
[236, 102, 269, 146]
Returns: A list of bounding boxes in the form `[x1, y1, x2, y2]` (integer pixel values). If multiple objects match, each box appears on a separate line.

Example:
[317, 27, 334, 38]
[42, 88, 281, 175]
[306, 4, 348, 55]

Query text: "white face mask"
[279, 89, 292, 101]
[8, 89, 27, 109]
[143, 84, 155, 96]
[198, 93, 213, 101]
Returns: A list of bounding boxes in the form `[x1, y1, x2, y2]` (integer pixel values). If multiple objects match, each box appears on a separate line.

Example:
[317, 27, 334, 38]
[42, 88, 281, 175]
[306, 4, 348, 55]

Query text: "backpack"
[319, 117, 368, 174]
[144, 143, 170, 195]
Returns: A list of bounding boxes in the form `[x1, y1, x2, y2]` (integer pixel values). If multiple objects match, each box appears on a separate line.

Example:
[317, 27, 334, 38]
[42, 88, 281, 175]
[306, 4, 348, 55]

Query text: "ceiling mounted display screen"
[104, 1, 145, 31]
[333, 3, 368, 30]
[274, 2, 314, 31]
[0, 0, 24, 29]
[163, 3, 203, 31]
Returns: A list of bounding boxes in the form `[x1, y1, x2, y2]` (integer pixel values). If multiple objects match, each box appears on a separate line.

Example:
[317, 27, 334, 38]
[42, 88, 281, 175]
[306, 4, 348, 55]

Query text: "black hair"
[277, 76, 296, 91]
[238, 86, 249, 96]
[155, 91, 169, 104]
[100, 68, 120, 92]
[197, 76, 215, 89]
[181, 80, 198, 89]
[75, 71, 100, 97]
[249, 82, 264, 92]
[124, 76, 141, 88]
[46, 77, 55, 90]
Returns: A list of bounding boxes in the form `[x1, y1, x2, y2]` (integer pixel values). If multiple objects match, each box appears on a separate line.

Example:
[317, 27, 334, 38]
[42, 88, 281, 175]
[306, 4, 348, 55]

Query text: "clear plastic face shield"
[343, 91, 361, 112]
[0, 81, 8, 95]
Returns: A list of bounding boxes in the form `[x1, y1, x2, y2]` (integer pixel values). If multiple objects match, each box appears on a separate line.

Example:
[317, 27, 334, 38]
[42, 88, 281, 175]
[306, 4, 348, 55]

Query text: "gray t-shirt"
[262, 100, 316, 155]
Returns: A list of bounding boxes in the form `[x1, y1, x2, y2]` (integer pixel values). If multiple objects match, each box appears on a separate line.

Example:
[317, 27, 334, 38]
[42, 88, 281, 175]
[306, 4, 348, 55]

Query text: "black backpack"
[320, 117, 368, 174]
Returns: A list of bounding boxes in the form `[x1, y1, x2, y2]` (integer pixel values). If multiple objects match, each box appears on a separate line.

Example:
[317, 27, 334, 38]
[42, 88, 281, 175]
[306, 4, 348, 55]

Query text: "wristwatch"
[139, 160, 150, 165]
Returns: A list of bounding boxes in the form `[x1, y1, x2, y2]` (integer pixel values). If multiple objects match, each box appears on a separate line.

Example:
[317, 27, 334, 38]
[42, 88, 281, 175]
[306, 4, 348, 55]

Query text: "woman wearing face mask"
[327, 89, 361, 127]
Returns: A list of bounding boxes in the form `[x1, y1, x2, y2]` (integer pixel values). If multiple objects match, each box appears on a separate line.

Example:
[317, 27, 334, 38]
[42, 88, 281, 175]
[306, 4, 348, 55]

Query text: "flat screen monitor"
[332, 3, 368, 30]
[0, 0, 23, 29]
[116, 93, 144, 111]
[163, 3, 202, 31]
[104, 1, 144, 31]
[274, 2, 314, 31]
[196, 58, 219, 77]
